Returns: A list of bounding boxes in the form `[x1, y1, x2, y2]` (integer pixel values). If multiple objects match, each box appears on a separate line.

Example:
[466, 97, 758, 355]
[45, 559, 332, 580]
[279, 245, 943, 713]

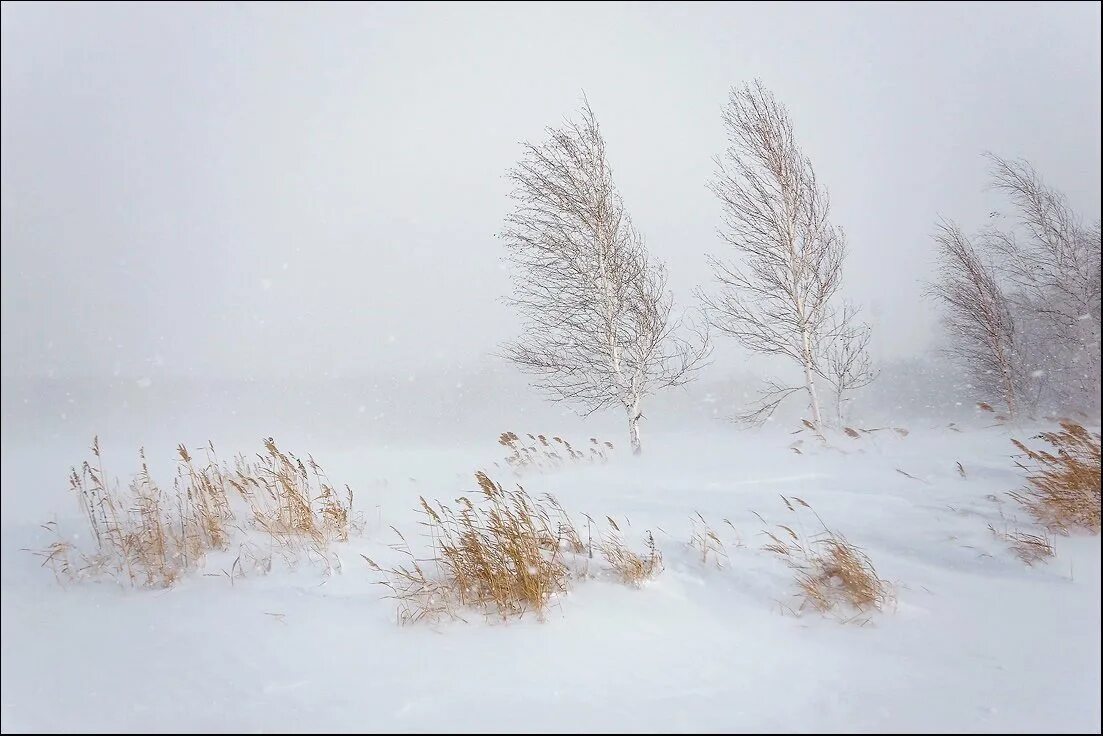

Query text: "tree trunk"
[1002, 369, 1017, 419]
[800, 330, 824, 427]
[803, 362, 824, 428]
[627, 398, 643, 455]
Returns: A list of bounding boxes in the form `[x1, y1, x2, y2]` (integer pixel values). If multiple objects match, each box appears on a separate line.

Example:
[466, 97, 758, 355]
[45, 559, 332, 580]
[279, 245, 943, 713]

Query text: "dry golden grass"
[496, 431, 613, 474]
[231, 438, 355, 552]
[795, 423, 909, 453]
[977, 401, 1012, 423]
[60, 438, 235, 587]
[598, 518, 662, 587]
[367, 472, 663, 623]
[988, 523, 1056, 565]
[1010, 422, 1101, 534]
[366, 471, 578, 623]
[688, 512, 736, 568]
[762, 496, 892, 617]
[362, 530, 453, 625]
[44, 437, 356, 588]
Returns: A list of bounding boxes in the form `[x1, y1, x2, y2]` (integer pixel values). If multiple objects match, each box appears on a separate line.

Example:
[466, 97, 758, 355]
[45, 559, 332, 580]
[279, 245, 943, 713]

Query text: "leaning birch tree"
[701, 80, 864, 426]
[983, 154, 1101, 410]
[931, 154, 1100, 416]
[931, 220, 1021, 417]
[501, 100, 708, 454]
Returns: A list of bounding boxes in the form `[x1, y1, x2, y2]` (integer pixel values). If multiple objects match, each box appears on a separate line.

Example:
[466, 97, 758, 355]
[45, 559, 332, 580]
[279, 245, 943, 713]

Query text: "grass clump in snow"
[687, 512, 737, 568]
[38, 437, 355, 588]
[761, 496, 892, 618]
[366, 471, 577, 623]
[1010, 421, 1101, 535]
[988, 524, 1057, 565]
[496, 431, 614, 474]
[598, 518, 662, 587]
[231, 437, 354, 549]
[366, 471, 662, 624]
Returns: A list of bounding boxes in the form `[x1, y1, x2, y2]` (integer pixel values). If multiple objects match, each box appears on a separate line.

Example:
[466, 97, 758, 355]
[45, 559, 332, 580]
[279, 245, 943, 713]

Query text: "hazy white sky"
[2, 1, 1100, 380]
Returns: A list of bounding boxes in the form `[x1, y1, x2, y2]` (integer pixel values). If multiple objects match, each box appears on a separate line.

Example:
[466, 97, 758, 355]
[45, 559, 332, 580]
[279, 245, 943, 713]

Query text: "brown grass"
[988, 523, 1056, 565]
[762, 496, 892, 617]
[44, 437, 356, 588]
[232, 438, 354, 552]
[598, 518, 662, 587]
[688, 513, 736, 568]
[367, 472, 662, 623]
[366, 472, 578, 623]
[496, 431, 613, 474]
[1010, 422, 1101, 534]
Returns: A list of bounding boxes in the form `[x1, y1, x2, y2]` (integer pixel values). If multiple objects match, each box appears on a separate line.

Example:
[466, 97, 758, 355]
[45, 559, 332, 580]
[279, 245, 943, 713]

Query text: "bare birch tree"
[983, 154, 1101, 410]
[821, 307, 875, 423]
[501, 101, 709, 454]
[701, 80, 864, 427]
[931, 220, 1021, 416]
[933, 155, 1101, 416]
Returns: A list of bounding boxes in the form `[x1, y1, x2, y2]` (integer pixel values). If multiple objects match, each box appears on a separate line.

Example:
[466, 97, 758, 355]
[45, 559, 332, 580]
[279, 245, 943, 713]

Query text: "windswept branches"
[933, 155, 1100, 415]
[701, 80, 867, 426]
[931, 220, 1021, 416]
[984, 154, 1101, 409]
[821, 307, 875, 423]
[502, 99, 709, 453]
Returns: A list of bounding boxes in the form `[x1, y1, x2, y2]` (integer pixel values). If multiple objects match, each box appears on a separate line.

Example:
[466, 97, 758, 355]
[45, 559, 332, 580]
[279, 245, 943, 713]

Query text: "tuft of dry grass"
[61, 437, 236, 587]
[362, 530, 454, 625]
[367, 472, 662, 623]
[599, 519, 662, 587]
[977, 401, 1012, 423]
[687, 512, 735, 568]
[232, 438, 355, 553]
[44, 437, 356, 588]
[795, 423, 909, 452]
[367, 472, 579, 623]
[761, 496, 893, 617]
[1010, 422, 1101, 534]
[497, 431, 613, 474]
[988, 523, 1056, 565]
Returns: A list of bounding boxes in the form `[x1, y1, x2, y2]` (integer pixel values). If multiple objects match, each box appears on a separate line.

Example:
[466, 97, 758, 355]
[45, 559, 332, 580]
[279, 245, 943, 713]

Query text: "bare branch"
[501, 98, 710, 452]
[981, 154, 1101, 410]
[821, 305, 875, 423]
[929, 219, 1021, 416]
[701, 80, 865, 427]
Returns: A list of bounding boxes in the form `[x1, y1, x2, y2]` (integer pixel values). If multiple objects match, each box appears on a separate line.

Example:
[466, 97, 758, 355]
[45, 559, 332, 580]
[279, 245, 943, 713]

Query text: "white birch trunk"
[626, 396, 643, 455]
[801, 328, 824, 427]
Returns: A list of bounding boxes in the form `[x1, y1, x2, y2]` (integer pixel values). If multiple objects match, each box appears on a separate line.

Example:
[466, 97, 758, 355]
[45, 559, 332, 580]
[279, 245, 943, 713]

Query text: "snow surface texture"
[1, 422, 1100, 732]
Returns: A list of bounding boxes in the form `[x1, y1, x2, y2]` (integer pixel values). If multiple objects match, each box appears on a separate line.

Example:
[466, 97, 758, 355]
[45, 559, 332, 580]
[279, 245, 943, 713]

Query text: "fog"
[2, 2, 1100, 439]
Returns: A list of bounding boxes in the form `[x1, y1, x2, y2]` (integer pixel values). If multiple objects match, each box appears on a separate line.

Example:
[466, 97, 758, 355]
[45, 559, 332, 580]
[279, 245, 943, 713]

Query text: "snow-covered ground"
[1, 420, 1100, 732]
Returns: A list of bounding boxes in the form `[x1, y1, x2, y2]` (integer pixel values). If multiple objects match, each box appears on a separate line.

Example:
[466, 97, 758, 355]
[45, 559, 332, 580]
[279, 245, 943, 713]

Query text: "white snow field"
[1, 421, 1100, 733]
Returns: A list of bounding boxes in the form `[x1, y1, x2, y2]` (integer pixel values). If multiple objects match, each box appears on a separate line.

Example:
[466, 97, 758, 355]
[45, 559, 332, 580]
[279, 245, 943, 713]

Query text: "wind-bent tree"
[931, 220, 1021, 417]
[701, 80, 868, 426]
[821, 307, 875, 423]
[932, 155, 1101, 417]
[501, 101, 708, 454]
[984, 154, 1101, 411]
